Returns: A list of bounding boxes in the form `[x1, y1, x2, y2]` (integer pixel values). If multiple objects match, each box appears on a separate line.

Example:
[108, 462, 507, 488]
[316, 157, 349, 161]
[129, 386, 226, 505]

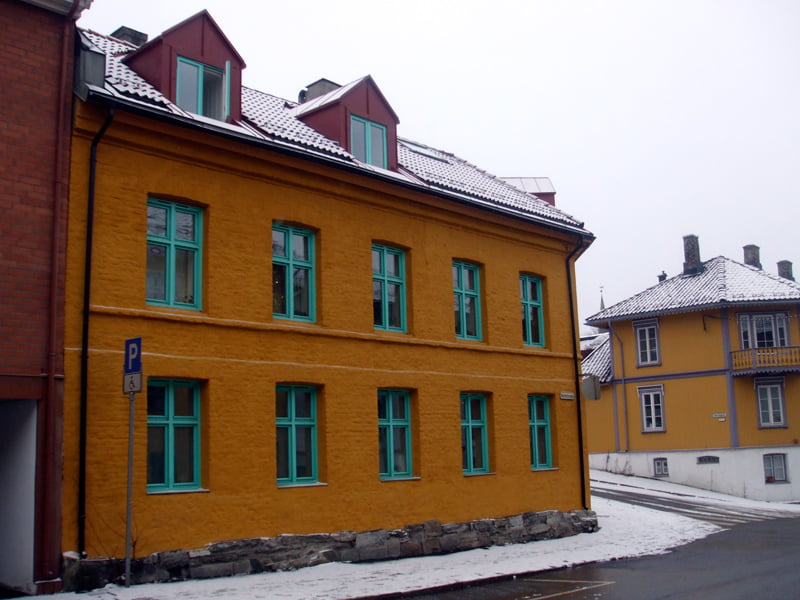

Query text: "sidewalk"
[24, 471, 800, 600]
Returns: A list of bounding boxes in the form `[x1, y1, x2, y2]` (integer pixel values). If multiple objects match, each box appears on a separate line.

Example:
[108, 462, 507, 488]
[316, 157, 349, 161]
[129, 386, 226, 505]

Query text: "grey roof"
[80, 29, 589, 236]
[586, 256, 800, 325]
[581, 336, 612, 383]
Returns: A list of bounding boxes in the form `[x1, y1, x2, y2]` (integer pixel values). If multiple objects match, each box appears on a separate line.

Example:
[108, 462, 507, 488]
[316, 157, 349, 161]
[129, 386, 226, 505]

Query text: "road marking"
[518, 578, 615, 598]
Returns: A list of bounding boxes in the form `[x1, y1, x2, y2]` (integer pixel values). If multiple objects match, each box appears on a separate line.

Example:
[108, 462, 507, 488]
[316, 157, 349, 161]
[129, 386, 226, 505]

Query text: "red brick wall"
[0, 1, 68, 377]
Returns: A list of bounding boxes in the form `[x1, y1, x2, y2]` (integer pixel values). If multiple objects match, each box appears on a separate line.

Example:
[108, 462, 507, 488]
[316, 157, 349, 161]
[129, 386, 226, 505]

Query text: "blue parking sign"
[125, 337, 142, 374]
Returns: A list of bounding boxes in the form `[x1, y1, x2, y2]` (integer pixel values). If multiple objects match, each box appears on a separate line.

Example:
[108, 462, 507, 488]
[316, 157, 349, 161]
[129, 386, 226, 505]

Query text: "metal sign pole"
[124, 389, 135, 586]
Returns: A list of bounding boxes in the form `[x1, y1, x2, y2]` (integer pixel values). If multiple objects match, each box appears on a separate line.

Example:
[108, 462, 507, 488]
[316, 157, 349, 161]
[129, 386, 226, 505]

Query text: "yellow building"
[63, 11, 595, 581]
[583, 235, 800, 501]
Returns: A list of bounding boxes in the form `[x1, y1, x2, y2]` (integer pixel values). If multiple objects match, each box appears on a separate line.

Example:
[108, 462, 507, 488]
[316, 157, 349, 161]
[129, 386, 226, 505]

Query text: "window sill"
[277, 482, 328, 489]
[642, 430, 666, 434]
[531, 466, 559, 472]
[463, 471, 495, 478]
[380, 476, 420, 483]
[147, 487, 210, 495]
[765, 480, 789, 485]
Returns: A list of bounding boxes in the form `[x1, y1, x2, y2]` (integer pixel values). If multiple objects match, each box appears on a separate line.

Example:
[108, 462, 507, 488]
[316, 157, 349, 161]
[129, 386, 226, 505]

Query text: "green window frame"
[460, 392, 488, 474]
[378, 389, 412, 479]
[372, 244, 406, 332]
[272, 224, 315, 321]
[520, 274, 545, 346]
[146, 198, 202, 309]
[453, 261, 482, 340]
[176, 56, 229, 120]
[528, 395, 552, 469]
[350, 115, 388, 168]
[146, 379, 201, 492]
[276, 385, 318, 485]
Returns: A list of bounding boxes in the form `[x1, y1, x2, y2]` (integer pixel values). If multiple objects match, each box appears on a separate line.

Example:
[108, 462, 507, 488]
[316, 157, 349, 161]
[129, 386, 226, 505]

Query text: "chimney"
[298, 78, 341, 103]
[743, 244, 762, 269]
[110, 26, 148, 48]
[658, 271, 667, 282]
[682, 234, 702, 275]
[778, 260, 795, 281]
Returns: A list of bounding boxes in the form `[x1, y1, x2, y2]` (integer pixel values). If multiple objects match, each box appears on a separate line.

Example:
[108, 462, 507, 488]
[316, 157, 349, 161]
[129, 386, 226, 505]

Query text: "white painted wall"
[590, 446, 800, 502]
[0, 400, 37, 594]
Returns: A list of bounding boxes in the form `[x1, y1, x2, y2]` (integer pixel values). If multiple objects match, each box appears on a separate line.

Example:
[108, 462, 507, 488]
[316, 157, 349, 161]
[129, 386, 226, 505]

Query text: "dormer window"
[176, 57, 228, 120]
[350, 115, 387, 168]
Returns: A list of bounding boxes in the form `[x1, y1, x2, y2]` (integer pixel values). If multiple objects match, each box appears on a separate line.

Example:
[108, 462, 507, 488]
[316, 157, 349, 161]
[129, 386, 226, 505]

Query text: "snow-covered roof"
[586, 256, 800, 325]
[79, 29, 590, 236]
[581, 336, 612, 383]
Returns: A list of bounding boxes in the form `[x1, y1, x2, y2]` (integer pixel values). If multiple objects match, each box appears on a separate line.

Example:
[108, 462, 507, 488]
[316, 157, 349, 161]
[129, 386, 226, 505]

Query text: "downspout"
[78, 105, 115, 556]
[721, 307, 739, 448]
[37, 2, 81, 585]
[608, 322, 629, 452]
[565, 236, 589, 510]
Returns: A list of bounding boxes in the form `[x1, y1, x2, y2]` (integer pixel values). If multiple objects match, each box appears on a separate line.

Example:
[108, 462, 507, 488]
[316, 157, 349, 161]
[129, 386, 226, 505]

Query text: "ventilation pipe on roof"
[682, 234, 702, 275]
[743, 244, 762, 269]
[778, 260, 795, 281]
[657, 271, 667, 282]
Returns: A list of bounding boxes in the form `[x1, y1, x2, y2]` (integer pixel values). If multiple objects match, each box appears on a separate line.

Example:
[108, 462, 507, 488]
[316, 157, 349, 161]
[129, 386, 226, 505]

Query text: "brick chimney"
[743, 245, 762, 269]
[298, 78, 341, 103]
[778, 260, 795, 281]
[111, 26, 148, 48]
[683, 234, 702, 275]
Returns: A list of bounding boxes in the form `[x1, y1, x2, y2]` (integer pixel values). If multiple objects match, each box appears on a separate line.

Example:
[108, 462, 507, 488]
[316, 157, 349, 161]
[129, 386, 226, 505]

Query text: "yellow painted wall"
[64, 104, 589, 558]
[586, 303, 800, 456]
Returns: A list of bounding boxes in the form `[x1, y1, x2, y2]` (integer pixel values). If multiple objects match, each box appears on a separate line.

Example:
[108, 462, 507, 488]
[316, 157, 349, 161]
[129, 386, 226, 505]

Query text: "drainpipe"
[78, 105, 115, 556]
[565, 236, 589, 510]
[720, 307, 739, 448]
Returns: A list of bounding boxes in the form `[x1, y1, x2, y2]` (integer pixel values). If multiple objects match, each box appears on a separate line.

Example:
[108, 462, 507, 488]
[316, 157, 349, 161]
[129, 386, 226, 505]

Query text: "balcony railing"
[731, 346, 800, 373]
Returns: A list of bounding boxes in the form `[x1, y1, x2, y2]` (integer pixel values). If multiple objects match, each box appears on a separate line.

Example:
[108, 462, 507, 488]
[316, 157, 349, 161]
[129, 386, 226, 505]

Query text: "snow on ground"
[28, 471, 800, 600]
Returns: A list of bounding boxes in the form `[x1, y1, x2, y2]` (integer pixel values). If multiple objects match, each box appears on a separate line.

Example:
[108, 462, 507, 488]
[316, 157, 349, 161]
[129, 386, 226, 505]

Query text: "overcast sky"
[78, 1, 800, 327]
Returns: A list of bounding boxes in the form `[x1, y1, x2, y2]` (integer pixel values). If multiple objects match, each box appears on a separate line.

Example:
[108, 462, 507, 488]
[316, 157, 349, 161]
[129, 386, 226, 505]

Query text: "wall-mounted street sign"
[123, 337, 142, 394]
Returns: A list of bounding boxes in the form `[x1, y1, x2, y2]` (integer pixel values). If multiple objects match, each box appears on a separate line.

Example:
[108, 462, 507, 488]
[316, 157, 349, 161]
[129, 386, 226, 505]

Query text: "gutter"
[565, 235, 589, 510]
[80, 87, 593, 241]
[78, 104, 115, 556]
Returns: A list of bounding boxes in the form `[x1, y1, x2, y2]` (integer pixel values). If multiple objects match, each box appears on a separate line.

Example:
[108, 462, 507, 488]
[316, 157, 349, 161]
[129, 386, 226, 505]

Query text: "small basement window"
[653, 457, 669, 477]
[697, 455, 720, 465]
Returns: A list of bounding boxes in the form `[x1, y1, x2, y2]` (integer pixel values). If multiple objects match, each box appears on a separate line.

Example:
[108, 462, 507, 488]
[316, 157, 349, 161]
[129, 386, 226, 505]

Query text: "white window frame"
[738, 312, 789, 349]
[653, 457, 669, 477]
[634, 319, 660, 366]
[756, 378, 786, 428]
[639, 385, 665, 432]
[764, 453, 787, 483]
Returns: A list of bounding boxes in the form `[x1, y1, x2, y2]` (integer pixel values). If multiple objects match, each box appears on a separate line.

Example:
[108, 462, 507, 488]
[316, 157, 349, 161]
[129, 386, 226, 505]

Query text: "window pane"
[470, 397, 483, 421]
[535, 400, 546, 421]
[295, 426, 313, 478]
[373, 281, 384, 326]
[273, 264, 287, 314]
[388, 283, 401, 328]
[351, 118, 366, 162]
[146, 244, 167, 301]
[147, 426, 166, 484]
[147, 385, 166, 416]
[147, 205, 167, 237]
[294, 389, 313, 418]
[470, 428, 484, 470]
[276, 427, 289, 479]
[202, 67, 223, 119]
[175, 211, 195, 242]
[454, 294, 462, 335]
[536, 425, 548, 464]
[464, 268, 477, 291]
[173, 427, 195, 483]
[372, 249, 381, 274]
[754, 316, 774, 348]
[452, 265, 459, 288]
[173, 386, 194, 417]
[465, 296, 477, 337]
[378, 394, 388, 420]
[292, 233, 309, 260]
[386, 252, 400, 277]
[392, 393, 406, 419]
[177, 61, 199, 114]
[379, 427, 389, 473]
[175, 248, 195, 304]
[276, 388, 289, 419]
[393, 427, 408, 472]
[369, 124, 386, 167]
[528, 306, 541, 344]
[293, 267, 309, 317]
[272, 229, 286, 257]
[774, 456, 786, 480]
[461, 427, 468, 469]
[528, 280, 539, 301]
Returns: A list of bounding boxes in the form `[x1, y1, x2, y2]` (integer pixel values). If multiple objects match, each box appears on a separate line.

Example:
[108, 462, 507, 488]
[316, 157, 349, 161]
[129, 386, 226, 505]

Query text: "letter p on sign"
[125, 337, 142, 375]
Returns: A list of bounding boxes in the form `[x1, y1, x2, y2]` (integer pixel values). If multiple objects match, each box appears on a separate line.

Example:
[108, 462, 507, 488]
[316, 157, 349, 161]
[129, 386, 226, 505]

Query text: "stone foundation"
[62, 509, 598, 592]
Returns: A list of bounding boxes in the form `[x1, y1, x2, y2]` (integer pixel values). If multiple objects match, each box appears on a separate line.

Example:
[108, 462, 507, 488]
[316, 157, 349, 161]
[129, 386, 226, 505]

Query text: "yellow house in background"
[583, 234, 800, 501]
[63, 11, 595, 584]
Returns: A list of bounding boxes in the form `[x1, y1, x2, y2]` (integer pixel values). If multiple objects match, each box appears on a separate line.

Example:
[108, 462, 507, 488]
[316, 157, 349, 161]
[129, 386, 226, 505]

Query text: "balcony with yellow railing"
[731, 346, 800, 375]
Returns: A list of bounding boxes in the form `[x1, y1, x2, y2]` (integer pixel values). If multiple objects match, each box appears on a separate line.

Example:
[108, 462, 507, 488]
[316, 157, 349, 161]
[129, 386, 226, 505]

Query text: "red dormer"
[123, 11, 245, 122]
[295, 76, 400, 170]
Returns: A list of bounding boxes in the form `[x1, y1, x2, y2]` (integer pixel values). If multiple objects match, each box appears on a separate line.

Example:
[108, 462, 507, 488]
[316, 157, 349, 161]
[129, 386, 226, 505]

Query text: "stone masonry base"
[62, 509, 598, 592]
